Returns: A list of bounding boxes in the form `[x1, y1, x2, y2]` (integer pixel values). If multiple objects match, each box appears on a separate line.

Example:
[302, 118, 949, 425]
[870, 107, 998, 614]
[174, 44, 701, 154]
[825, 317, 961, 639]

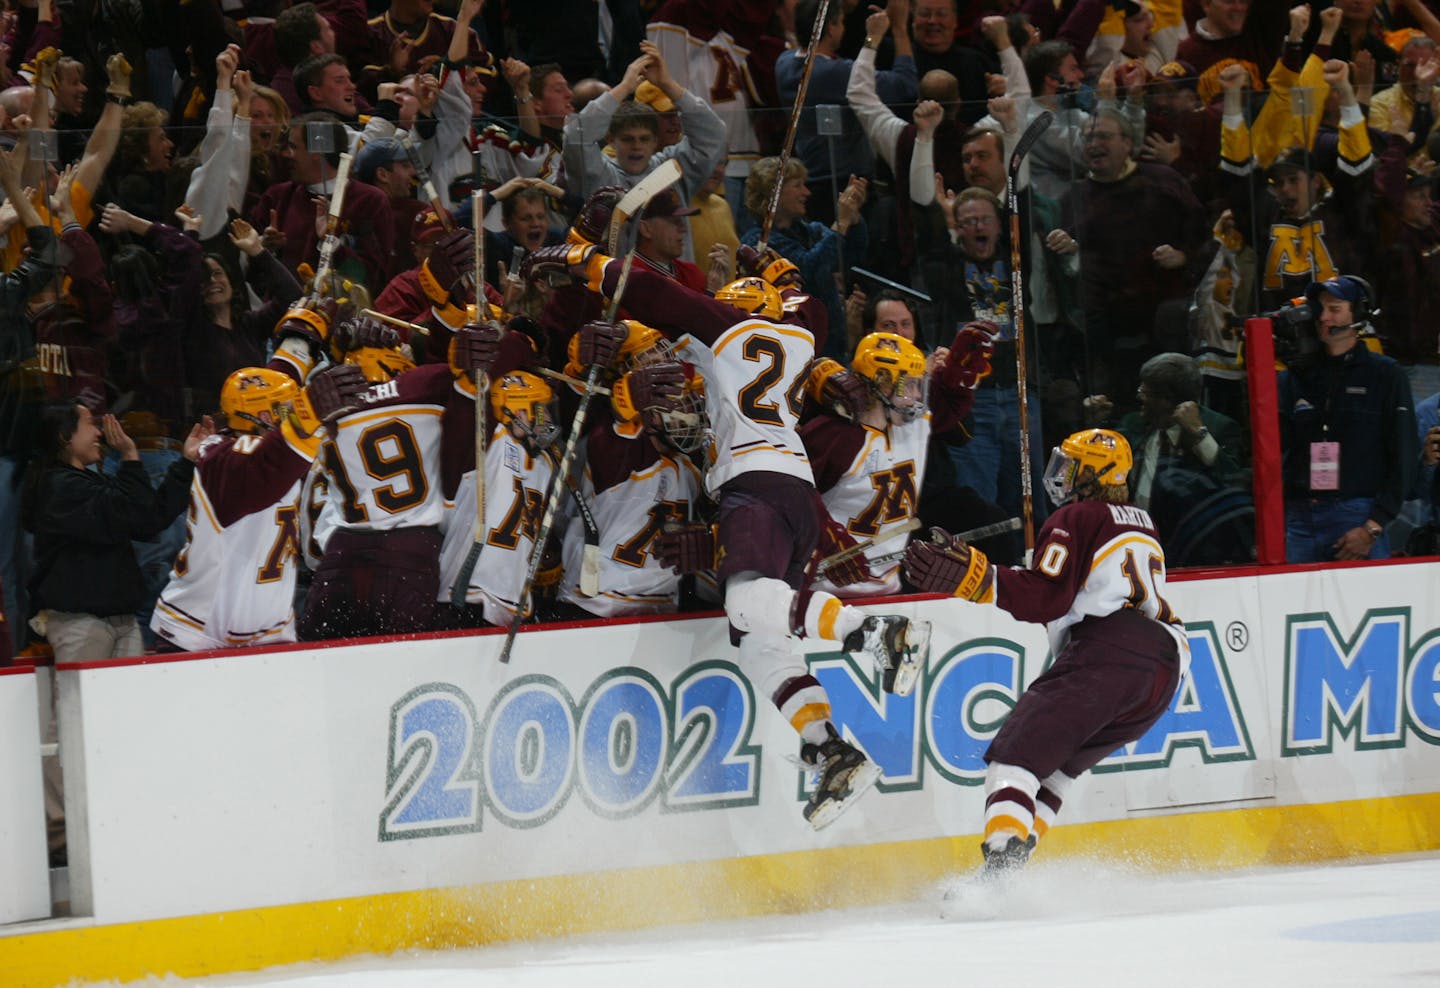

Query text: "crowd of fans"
[0, 0, 1438, 689]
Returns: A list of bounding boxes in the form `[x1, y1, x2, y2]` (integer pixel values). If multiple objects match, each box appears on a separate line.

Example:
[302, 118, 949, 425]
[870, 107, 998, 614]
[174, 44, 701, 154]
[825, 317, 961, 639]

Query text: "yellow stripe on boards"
[6, 793, 1439, 988]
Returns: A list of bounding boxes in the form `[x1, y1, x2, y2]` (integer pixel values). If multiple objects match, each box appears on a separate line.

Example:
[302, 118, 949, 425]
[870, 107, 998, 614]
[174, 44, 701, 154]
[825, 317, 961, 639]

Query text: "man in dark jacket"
[1279, 275, 1417, 562]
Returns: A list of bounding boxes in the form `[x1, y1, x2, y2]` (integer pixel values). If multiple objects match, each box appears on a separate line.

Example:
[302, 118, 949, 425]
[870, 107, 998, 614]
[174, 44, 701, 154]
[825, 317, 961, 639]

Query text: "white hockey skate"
[843, 615, 931, 696]
[800, 724, 881, 831]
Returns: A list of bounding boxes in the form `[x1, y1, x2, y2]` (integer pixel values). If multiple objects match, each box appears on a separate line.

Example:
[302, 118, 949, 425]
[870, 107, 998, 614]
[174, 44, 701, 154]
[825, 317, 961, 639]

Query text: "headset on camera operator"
[1276, 275, 1417, 563]
[1260, 274, 1385, 371]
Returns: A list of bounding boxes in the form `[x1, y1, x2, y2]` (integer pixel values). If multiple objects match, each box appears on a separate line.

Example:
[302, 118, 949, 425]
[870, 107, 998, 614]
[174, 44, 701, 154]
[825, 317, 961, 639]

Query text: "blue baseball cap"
[354, 138, 407, 183]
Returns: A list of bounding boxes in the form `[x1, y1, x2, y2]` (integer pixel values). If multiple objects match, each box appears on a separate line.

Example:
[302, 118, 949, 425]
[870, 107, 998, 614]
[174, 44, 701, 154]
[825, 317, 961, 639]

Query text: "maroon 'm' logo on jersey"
[850, 461, 918, 537]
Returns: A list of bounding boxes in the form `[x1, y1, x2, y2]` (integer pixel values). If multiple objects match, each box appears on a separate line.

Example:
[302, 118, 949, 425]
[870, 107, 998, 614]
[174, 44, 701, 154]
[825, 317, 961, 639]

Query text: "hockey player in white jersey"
[524, 242, 932, 829]
[556, 351, 708, 618]
[443, 369, 561, 626]
[151, 364, 368, 651]
[298, 325, 489, 639]
[801, 328, 987, 604]
[905, 429, 1189, 906]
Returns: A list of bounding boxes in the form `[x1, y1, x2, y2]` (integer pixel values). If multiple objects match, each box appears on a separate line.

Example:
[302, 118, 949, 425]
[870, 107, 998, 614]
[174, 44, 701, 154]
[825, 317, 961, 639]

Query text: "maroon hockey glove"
[625, 360, 686, 412]
[577, 319, 628, 370]
[454, 321, 506, 376]
[735, 243, 802, 288]
[904, 529, 992, 600]
[817, 517, 869, 587]
[903, 539, 968, 595]
[823, 366, 869, 421]
[307, 363, 371, 423]
[656, 522, 716, 574]
[331, 315, 400, 354]
[937, 322, 997, 392]
[421, 228, 476, 303]
[571, 186, 627, 245]
[274, 297, 338, 350]
[520, 243, 592, 287]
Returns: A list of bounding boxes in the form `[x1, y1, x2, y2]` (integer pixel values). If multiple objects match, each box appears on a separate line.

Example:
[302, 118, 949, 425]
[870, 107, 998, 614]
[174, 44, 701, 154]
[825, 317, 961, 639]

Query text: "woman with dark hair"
[185, 217, 304, 417]
[21, 402, 208, 661]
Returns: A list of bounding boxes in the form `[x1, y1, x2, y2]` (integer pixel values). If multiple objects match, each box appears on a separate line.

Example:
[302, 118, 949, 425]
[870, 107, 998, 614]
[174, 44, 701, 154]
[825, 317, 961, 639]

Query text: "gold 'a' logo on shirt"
[1264, 221, 1338, 290]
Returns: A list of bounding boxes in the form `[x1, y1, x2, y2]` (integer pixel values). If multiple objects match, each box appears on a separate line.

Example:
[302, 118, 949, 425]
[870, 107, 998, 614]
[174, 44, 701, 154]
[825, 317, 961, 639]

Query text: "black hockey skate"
[799, 724, 881, 831]
[939, 835, 1037, 921]
[978, 834, 1037, 879]
[842, 615, 931, 696]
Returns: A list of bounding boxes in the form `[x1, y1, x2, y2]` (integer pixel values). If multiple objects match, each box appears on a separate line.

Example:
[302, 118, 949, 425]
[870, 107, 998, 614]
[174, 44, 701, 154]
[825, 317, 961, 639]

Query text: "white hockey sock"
[983, 761, 1041, 850]
[799, 592, 865, 642]
[1035, 770, 1075, 843]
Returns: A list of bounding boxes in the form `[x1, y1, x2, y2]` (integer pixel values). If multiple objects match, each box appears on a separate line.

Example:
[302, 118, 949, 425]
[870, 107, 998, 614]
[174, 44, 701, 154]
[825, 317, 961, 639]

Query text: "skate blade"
[888, 621, 931, 697]
[807, 759, 881, 831]
[905, 619, 932, 666]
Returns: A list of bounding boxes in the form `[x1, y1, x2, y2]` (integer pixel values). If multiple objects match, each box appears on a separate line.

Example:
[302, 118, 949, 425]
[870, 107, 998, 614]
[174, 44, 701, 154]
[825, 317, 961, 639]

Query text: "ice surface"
[100, 853, 1440, 988]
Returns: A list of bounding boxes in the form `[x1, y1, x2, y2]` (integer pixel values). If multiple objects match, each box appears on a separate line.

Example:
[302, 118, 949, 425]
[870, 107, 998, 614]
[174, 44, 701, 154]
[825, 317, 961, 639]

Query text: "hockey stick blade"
[818, 517, 922, 574]
[950, 516, 1022, 544]
[1007, 111, 1054, 180]
[606, 159, 682, 254]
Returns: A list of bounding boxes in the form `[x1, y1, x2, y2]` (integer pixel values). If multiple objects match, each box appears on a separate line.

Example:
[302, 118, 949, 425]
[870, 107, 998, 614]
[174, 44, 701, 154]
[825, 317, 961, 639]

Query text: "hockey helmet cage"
[1042, 428, 1132, 506]
[618, 320, 673, 372]
[645, 368, 708, 454]
[852, 332, 927, 423]
[490, 370, 560, 450]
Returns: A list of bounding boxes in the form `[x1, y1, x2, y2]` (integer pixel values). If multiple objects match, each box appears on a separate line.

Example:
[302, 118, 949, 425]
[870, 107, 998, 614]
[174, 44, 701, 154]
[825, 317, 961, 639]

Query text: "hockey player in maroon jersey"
[524, 242, 931, 829]
[904, 429, 1190, 905]
[801, 327, 990, 602]
[151, 363, 369, 652]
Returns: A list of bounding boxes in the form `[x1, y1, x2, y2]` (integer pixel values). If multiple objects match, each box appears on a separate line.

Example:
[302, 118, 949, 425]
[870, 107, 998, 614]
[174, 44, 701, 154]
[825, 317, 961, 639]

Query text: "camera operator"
[1278, 275, 1417, 562]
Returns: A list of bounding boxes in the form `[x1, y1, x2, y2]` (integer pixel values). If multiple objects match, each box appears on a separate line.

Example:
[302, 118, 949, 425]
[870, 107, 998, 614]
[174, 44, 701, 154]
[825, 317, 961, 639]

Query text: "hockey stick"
[452, 167, 491, 608]
[398, 133, 455, 232]
[758, 0, 832, 253]
[564, 473, 602, 597]
[497, 164, 684, 664]
[606, 159, 683, 255]
[817, 518, 921, 576]
[947, 516, 1023, 544]
[534, 365, 613, 396]
[360, 308, 431, 341]
[1006, 110, 1053, 564]
[866, 516, 1025, 570]
[312, 151, 354, 298]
